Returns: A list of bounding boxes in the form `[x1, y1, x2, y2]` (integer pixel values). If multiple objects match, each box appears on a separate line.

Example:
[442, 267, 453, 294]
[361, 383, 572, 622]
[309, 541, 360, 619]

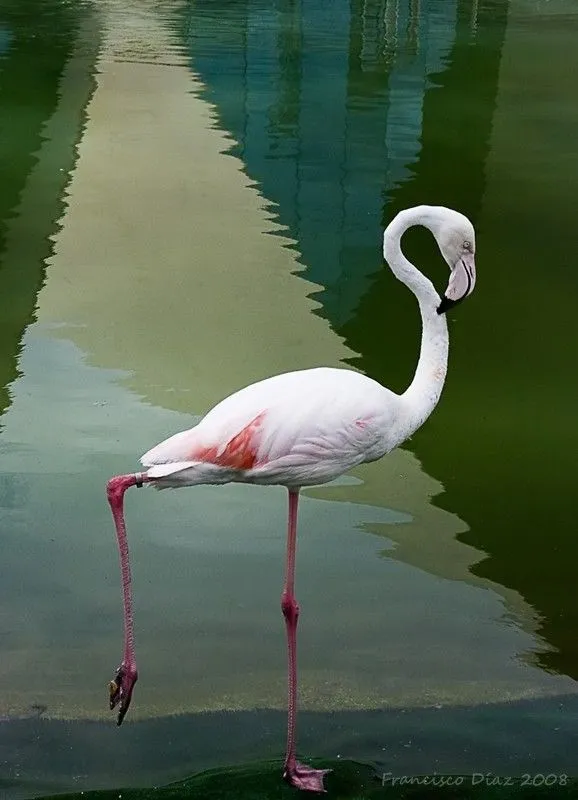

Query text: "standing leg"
[106, 473, 147, 725]
[281, 488, 331, 792]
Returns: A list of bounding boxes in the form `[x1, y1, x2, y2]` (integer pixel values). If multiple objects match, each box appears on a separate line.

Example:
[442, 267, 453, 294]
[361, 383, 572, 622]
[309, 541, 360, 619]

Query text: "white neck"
[383, 206, 449, 436]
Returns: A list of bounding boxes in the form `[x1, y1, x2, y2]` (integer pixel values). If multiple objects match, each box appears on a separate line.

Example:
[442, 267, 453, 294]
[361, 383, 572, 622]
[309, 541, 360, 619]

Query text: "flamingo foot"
[108, 661, 138, 726]
[283, 759, 331, 792]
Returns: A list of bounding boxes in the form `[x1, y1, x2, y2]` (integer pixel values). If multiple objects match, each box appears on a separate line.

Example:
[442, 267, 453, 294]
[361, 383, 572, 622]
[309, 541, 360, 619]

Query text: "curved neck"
[383, 206, 449, 433]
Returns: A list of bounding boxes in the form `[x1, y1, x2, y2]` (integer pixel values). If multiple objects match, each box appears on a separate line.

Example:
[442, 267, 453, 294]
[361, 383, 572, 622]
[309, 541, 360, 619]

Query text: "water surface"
[1, 0, 578, 796]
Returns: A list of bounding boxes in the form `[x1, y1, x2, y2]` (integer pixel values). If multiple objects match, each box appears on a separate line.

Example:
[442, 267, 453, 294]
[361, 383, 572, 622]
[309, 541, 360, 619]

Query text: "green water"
[1, 0, 578, 797]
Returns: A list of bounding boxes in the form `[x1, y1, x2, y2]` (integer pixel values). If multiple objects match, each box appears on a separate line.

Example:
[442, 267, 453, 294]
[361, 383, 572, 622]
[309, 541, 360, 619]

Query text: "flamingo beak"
[437, 252, 476, 314]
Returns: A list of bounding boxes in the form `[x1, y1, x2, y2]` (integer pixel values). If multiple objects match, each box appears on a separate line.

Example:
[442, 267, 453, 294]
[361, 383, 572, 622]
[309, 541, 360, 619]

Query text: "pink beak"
[437, 252, 476, 314]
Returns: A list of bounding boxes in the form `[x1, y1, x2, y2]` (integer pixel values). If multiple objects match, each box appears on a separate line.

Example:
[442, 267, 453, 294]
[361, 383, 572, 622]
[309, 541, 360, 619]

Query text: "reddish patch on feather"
[355, 419, 368, 429]
[193, 412, 266, 470]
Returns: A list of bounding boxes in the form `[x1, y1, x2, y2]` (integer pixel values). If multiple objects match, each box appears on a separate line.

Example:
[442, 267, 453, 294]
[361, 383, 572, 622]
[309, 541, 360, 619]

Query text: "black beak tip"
[437, 296, 457, 315]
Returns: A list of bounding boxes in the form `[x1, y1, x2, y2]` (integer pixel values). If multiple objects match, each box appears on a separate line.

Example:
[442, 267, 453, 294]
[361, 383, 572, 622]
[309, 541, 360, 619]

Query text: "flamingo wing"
[141, 368, 399, 487]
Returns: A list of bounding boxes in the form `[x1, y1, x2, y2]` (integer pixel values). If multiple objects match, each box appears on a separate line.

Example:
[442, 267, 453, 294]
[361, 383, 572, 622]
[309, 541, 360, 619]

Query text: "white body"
[143, 367, 408, 488]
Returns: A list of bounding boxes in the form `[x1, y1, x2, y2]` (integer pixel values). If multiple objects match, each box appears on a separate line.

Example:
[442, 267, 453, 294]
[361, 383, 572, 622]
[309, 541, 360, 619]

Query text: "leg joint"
[281, 592, 300, 621]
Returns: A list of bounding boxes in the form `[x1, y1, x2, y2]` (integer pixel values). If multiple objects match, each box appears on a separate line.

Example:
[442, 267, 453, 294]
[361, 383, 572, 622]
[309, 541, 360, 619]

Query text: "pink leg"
[281, 489, 331, 792]
[106, 472, 148, 725]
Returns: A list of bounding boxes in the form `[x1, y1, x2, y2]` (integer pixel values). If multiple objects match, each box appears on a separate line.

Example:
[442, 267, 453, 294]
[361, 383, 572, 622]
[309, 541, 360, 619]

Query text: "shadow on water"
[0, 0, 96, 419]
[184, 0, 578, 682]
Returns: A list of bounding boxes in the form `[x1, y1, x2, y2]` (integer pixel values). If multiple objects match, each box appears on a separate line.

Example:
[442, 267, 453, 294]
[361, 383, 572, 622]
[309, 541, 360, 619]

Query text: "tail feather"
[140, 426, 200, 467]
[145, 461, 198, 478]
[143, 460, 235, 489]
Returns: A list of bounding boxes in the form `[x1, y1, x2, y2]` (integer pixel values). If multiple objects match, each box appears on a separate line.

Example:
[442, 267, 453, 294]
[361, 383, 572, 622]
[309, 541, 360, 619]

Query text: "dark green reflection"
[186, 0, 578, 680]
[0, 0, 92, 417]
[371, 7, 578, 679]
[345, 3, 578, 680]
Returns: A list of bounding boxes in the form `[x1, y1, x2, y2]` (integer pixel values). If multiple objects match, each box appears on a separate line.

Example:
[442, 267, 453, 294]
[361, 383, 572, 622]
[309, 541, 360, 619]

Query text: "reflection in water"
[350, 2, 578, 682]
[187, 0, 459, 329]
[0, 0, 93, 418]
[346, 0, 578, 682]
[183, 1, 561, 653]
[2, 0, 578, 795]
[8, 329, 569, 721]
[183, 0, 578, 683]
[3, 0, 571, 720]
[0, 24, 11, 59]
[438, 2, 578, 679]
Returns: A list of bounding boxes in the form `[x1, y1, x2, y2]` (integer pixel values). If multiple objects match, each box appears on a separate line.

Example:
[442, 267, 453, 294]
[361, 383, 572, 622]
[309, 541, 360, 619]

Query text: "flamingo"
[106, 204, 476, 793]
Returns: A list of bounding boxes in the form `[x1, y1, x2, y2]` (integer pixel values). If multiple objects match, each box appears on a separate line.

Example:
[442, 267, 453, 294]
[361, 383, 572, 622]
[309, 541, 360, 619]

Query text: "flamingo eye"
[463, 240, 471, 251]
